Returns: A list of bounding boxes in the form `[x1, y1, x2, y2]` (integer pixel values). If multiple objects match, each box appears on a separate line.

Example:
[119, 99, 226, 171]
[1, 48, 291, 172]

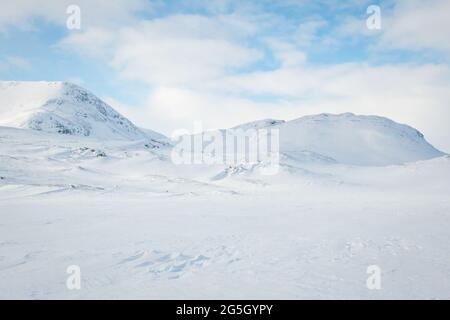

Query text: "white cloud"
[0, 0, 61, 31]
[379, 0, 450, 54]
[112, 23, 261, 85]
[294, 18, 328, 47]
[0, 0, 151, 31]
[265, 39, 307, 67]
[60, 14, 263, 86]
[337, 0, 450, 54]
[58, 27, 115, 58]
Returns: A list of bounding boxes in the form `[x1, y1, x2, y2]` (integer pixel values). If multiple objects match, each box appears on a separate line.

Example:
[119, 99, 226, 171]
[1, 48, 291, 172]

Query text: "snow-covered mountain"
[0, 81, 165, 142]
[1, 82, 450, 300]
[231, 113, 444, 166]
[0, 81, 444, 166]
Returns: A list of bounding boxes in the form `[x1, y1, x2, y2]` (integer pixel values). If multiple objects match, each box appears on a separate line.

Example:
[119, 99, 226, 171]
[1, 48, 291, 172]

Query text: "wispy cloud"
[0, 0, 151, 31]
[379, 0, 450, 54]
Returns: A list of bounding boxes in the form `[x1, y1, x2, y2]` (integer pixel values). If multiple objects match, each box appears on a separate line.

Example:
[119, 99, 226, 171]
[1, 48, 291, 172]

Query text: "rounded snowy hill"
[232, 113, 445, 166]
[0, 81, 163, 141]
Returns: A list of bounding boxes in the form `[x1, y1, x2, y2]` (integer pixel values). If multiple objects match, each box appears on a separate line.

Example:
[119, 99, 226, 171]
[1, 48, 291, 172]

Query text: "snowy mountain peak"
[0, 81, 162, 141]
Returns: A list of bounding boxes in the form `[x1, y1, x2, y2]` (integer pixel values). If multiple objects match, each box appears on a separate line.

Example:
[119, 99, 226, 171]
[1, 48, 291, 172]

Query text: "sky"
[1, 0, 449, 152]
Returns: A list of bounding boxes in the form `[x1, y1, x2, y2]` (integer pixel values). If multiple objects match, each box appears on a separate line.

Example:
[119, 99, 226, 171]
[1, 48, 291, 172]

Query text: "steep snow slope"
[231, 113, 444, 166]
[0, 81, 164, 141]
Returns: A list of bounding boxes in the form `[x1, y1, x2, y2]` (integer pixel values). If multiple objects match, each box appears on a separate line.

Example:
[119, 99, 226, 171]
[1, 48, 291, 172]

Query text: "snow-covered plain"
[1, 82, 450, 299]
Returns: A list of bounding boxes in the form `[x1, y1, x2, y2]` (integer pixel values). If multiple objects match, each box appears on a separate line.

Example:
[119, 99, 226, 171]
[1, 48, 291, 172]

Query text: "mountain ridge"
[0, 81, 165, 142]
[0, 81, 445, 166]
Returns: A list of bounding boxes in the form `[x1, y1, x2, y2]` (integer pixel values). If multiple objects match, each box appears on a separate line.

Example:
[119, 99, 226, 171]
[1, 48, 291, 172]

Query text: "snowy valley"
[1, 81, 450, 299]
